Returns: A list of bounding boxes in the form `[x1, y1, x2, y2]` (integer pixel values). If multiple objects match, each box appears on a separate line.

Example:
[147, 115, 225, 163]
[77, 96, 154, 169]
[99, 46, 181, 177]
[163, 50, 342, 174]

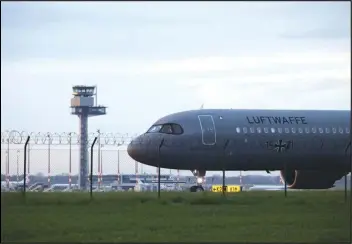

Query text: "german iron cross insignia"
[266, 139, 293, 152]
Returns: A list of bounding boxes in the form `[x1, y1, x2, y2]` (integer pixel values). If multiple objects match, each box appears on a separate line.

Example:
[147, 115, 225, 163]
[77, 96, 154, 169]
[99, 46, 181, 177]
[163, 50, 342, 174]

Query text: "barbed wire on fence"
[1, 130, 139, 146]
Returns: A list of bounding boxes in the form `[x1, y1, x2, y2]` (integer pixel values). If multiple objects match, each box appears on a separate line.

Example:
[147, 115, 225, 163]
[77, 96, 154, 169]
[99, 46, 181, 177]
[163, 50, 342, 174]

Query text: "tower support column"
[70, 85, 107, 191]
[79, 113, 89, 190]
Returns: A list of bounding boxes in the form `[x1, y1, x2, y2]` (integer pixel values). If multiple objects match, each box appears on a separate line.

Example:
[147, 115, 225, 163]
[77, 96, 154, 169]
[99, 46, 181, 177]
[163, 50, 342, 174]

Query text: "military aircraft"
[127, 109, 351, 192]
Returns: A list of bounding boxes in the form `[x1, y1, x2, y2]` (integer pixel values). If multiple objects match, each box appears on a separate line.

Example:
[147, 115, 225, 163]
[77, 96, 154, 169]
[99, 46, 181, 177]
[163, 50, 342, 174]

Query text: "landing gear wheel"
[190, 185, 204, 192]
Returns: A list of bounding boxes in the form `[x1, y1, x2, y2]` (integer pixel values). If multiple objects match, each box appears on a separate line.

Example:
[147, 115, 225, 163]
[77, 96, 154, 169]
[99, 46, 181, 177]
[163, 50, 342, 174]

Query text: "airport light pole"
[47, 133, 51, 187]
[6, 139, 9, 188]
[16, 150, 20, 182]
[101, 144, 104, 187]
[117, 148, 120, 181]
[97, 129, 101, 189]
[116, 143, 123, 184]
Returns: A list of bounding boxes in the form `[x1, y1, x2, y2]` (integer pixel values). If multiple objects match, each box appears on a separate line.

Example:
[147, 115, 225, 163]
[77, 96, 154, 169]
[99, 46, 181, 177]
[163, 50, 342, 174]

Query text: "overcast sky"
[1, 2, 351, 177]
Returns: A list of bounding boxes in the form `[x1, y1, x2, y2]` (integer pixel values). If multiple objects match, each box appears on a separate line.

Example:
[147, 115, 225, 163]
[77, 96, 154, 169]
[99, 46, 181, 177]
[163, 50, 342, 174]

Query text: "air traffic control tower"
[71, 85, 107, 190]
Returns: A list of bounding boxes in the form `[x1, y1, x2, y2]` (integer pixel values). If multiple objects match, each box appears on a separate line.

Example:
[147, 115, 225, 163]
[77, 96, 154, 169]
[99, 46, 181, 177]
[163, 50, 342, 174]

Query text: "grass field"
[1, 191, 351, 242]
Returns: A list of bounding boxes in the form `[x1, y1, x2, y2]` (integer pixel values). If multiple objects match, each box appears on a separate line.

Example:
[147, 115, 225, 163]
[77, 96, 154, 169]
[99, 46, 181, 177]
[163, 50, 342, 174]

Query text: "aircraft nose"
[127, 136, 143, 162]
[127, 141, 137, 161]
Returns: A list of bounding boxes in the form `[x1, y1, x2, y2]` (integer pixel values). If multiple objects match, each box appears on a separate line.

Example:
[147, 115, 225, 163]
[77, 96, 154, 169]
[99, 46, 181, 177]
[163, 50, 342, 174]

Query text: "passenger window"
[271, 128, 276, 133]
[243, 127, 248, 133]
[325, 128, 330, 133]
[257, 127, 262, 133]
[160, 124, 173, 134]
[319, 128, 323, 133]
[236, 127, 241, 133]
[291, 128, 296, 133]
[312, 127, 317, 133]
[284, 128, 289, 133]
[346, 128, 350, 134]
[250, 127, 255, 133]
[332, 128, 337, 133]
[305, 128, 309, 133]
[298, 128, 303, 133]
[264, 127, 268, 133]
[171, 124, 183, 135]
[339, 128, 343, 134]
[278, 128, 282, 133]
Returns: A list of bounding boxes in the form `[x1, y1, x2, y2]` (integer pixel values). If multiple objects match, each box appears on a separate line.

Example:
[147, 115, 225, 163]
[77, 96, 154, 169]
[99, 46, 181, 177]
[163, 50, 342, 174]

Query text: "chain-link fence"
[1, 130, 182, 192]
[1, 146, 170, 179]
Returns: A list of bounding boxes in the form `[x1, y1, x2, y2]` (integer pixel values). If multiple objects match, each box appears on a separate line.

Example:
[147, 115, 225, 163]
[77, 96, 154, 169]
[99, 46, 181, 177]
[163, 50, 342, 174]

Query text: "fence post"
[90, 137, 98, 200]
[23, 136, 30, 197]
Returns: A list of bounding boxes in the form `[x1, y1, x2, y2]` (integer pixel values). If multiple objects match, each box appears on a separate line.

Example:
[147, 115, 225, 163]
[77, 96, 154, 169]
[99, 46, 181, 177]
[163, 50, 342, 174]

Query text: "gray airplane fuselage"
[127, 109, 351, 172]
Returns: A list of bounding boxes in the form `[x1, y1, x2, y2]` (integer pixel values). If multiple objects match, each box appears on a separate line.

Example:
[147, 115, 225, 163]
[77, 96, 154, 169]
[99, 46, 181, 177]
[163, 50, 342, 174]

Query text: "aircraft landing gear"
[190, 169, 206, 192]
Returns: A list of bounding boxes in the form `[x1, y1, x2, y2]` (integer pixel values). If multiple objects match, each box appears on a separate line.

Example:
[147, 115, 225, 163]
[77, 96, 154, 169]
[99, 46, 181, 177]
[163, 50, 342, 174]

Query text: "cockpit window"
[171, 124, 183, 134]
[147, 125, 163, 133]
[147, 123, 184, 135]
[160, 124, 173, 134]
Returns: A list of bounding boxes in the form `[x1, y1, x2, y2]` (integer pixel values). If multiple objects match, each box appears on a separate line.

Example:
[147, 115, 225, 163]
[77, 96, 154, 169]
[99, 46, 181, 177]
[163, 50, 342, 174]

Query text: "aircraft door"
[198, 115, 216, 145]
